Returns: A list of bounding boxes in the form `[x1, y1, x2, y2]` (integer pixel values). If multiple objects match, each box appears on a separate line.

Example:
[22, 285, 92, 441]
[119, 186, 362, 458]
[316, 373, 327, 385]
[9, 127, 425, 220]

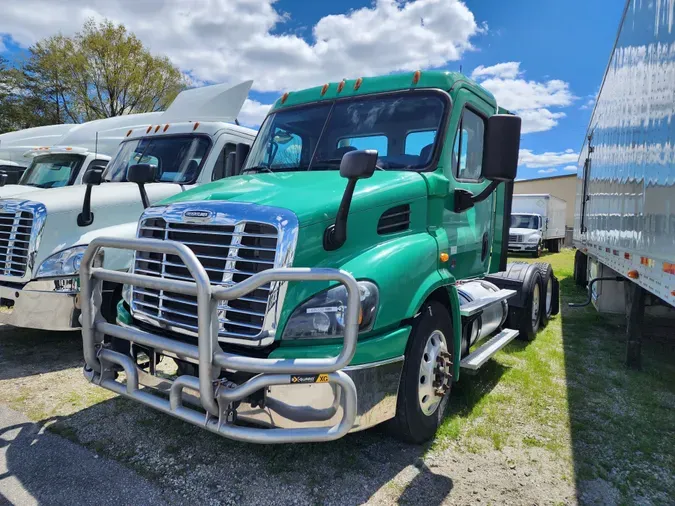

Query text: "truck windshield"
[244, 91, 447, 173]
[18, 154, 84, 188]
[511, 214, 540, 229]
[104, 135, 211, 184]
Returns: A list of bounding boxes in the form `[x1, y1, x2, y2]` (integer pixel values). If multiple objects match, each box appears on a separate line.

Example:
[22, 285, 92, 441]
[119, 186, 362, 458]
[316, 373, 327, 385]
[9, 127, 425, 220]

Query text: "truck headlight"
[35, 245, 88, 278]
[282, 281, 378, 340]
[527, 236, 540, 243]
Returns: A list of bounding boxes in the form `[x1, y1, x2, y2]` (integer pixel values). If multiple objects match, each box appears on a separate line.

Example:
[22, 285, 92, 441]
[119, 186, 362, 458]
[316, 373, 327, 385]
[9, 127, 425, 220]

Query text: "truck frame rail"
[80, 237, 360, 444]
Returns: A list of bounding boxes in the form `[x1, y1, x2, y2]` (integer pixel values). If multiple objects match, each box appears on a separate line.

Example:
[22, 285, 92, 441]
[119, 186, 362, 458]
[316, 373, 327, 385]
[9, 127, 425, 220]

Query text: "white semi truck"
[508, 194, 566, 257]
[0, 80, 256, 331]
[571, 0, 675, 369]
[0, 114, 163, 198]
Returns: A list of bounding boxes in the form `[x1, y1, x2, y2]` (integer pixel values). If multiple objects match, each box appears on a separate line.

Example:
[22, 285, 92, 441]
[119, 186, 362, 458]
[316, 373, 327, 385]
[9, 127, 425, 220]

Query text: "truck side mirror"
[128, 163, 157, 209]
[0, 172, 7, 187]
[482, 114, 521, 182]
[77, 166, 105, 227]
[454, 114, 522, 213]
[324, 149, 378, 251]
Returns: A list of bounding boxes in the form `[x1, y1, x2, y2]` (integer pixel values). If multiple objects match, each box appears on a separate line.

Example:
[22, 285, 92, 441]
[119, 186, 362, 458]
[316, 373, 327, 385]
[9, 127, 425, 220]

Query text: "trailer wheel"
[573, 250, 588, 287]
[533, 263, 555, 326]
[514, 268, 543, 341]
[390, 300, 454, 444]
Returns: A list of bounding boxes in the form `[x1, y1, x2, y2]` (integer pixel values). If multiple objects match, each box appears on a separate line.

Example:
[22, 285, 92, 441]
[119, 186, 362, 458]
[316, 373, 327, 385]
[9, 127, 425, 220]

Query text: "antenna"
[459, 64, 463, 74]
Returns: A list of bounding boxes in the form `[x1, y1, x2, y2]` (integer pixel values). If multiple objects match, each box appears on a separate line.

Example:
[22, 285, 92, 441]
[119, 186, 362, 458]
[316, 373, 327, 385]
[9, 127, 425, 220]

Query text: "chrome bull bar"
[80, 237, 360, 444]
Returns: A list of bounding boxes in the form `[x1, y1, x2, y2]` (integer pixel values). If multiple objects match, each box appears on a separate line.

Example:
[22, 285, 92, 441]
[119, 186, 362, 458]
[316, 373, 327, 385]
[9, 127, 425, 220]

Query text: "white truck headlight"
[282, 281, 378, 340]
[527, 236, 540, 243]
[36, 245, 88, 278]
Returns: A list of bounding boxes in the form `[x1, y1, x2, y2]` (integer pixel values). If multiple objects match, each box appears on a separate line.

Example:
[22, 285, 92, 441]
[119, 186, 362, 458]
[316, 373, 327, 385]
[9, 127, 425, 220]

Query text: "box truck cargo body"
[572, 0, 675, 368]
[509, 194, 566, 256]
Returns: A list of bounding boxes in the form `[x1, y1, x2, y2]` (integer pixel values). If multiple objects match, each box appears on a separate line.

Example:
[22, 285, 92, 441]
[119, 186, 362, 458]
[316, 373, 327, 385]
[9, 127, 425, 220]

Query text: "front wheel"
[390, 300, 454, 444]
[532, 241, 543, 258]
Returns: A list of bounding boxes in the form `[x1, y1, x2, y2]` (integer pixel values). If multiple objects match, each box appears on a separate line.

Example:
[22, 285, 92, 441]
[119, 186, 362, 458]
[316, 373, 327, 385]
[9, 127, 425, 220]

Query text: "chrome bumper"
[508, 243, 537, 252]
[80, 237, 363, 444]
[0, 279, 80, 330]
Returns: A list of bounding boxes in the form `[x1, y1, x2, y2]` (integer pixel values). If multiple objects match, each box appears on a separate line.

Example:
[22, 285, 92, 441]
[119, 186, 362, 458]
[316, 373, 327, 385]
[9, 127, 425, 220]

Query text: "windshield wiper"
[311, 158, 386, 171]
[241, 165, 275, 174]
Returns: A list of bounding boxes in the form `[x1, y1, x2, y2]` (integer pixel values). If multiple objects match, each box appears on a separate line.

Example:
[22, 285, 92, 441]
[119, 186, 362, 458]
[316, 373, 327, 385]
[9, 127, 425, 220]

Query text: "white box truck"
[508, 194, 566, 257]
[0, 80, 256, 331]
[571, 0, 675, 369]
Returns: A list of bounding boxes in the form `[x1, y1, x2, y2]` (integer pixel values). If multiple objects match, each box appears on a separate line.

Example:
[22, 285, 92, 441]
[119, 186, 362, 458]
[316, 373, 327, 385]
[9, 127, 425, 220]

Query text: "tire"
[574, 250, 588, 287]
[532, 263, 554, 327]
[515, 268, 543, 341]
[550, 239, 561, 253]
[532, 241, 542, 258]
[390, 300, 454, 444]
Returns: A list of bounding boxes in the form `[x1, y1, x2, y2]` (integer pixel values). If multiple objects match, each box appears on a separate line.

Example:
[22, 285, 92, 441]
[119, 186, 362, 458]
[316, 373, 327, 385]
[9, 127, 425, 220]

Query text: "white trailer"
[571, 0, 675, 369]
[508, 194, 566, 257]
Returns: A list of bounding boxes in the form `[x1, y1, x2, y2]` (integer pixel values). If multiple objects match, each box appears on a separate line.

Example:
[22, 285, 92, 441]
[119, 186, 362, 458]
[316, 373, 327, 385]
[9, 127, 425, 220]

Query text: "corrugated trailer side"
[572, 0, 675, 368]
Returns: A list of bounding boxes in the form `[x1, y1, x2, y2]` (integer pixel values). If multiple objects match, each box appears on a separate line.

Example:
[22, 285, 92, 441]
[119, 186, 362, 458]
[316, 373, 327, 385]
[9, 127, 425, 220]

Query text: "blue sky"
[0, 0, 625, 180]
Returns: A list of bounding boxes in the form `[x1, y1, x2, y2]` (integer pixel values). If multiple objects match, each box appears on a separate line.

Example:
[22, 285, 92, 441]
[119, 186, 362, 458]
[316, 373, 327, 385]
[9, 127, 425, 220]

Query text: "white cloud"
[0, 0, 483, 93]
[519, 148, 579, 168]
[471, 61, 520, 80]
[563, 165, 578, 171]
[239, 99, 271, 128]
[471, 62, 576, 133]
[537, 168, 557, 174]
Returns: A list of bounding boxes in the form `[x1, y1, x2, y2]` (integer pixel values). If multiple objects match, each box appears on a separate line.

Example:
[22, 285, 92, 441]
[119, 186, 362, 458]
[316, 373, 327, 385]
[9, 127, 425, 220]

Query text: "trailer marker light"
[664, 262, 675, 275]
[337, 80, 346, 93]
[605, 248, 610, 253]
[412, 70, 421, 84]
[146, 126, 152, 133]
[65, 147, 72, 151]
[320, 84, 329, 96]
[671, 290, 675, 297]
[126, 129, 133, 137]
[440, 253, 449, 263]
[354, 78, 363, 90]
[613, 249, 619, 256]
[627, 270, 639, 279]
[640, 256, 654, 267]
[281, 92, 289, 104]
[154, 125, 161, 133]
[624, 252, 631, 260]
[193, 122, 200, 131]
[163, 124, 169, 132]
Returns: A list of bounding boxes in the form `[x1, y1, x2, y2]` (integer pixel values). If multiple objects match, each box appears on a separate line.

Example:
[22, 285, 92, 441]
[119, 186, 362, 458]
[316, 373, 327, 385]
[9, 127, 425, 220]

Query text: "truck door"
[442, 90, 496, 279]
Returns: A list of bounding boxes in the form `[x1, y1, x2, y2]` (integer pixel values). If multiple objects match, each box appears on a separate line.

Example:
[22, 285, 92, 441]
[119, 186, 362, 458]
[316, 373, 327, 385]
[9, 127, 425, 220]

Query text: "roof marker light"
[412, 70, 421, 84]
[321, 84, 329, 96]
[154, 125, 160, 133]
[193, 122, 200, 131]
[126, 129, 133, 137]
[146, 126, 152, 133]
[163, 124, 169, 132]
[337, 80, 346, 93]
[281, 92, 289, 104]
[354, 78, 363, 90]
[65, 147, 72, 151]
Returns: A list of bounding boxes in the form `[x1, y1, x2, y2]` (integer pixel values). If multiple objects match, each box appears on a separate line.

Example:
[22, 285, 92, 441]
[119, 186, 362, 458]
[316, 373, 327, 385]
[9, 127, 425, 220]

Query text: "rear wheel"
[390, 300, 454, 444]
[515, 269, 543, 341]
[533, 263, 554, 327]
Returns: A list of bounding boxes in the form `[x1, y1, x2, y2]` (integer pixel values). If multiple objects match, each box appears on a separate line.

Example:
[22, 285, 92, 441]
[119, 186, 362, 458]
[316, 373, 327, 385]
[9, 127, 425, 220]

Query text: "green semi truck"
[80, 71, 558, 444]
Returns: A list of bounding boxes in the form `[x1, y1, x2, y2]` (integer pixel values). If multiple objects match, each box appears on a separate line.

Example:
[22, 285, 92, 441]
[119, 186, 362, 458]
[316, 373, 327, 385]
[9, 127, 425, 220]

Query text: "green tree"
[24, 18, 185, 123]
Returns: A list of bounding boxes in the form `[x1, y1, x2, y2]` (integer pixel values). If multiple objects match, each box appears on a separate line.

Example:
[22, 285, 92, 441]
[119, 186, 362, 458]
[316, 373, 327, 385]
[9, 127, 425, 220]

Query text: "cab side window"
[452, 108, 485, 181]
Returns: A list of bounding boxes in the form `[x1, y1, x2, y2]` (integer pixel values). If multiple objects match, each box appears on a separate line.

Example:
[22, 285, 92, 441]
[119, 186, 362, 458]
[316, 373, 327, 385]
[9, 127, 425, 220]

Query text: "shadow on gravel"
[559, 276, 675, 504]
[46, 395, 460, 504]
[0, 326, 82, 381]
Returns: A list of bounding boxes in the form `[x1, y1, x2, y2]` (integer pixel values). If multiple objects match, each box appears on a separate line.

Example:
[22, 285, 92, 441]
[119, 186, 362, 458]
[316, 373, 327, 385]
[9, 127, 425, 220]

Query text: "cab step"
[459, 289, 516, 317]
[460, 328, 520, 372]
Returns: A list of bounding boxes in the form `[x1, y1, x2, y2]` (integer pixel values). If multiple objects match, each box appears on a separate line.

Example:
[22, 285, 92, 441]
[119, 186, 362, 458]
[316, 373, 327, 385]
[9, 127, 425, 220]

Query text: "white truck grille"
[0, 209, 34, 277]
[509, 234, 523, 243]
[131, 217, 279, 341]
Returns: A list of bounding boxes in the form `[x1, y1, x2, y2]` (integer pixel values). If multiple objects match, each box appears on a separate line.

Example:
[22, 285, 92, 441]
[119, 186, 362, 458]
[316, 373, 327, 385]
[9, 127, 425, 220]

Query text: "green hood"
[162, 170, 428, 226]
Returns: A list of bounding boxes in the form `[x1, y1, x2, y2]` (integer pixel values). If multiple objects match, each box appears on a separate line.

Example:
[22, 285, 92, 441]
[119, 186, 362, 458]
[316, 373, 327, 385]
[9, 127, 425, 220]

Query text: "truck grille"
[0, 209, 34, 277]
[131, 218, 279, 342]
[509, 234, 523, 243]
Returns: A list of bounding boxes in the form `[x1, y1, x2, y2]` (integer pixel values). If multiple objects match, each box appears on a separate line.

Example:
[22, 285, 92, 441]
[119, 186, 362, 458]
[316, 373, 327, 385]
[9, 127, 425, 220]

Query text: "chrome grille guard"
[80, 236, 359, 444]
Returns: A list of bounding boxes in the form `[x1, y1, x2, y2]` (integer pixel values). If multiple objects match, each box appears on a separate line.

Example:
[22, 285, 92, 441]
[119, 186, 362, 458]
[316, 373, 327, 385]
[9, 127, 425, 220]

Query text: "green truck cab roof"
[270, 70, 497, 111]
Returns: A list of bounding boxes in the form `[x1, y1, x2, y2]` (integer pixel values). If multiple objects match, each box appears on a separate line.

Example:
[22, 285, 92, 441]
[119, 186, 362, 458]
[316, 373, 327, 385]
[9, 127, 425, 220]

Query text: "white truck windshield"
[511, 214, 540, 229]
[104, 135, 211, 184]
[244, 91, 447, 173]
[18, 154, 84, 188]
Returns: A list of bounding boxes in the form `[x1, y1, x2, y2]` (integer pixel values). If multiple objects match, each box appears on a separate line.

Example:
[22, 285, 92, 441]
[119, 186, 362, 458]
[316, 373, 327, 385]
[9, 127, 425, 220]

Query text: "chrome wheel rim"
[531, 283, 540, 327]
[546, 276, 553, 316]
[418, 330, 448, 416]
